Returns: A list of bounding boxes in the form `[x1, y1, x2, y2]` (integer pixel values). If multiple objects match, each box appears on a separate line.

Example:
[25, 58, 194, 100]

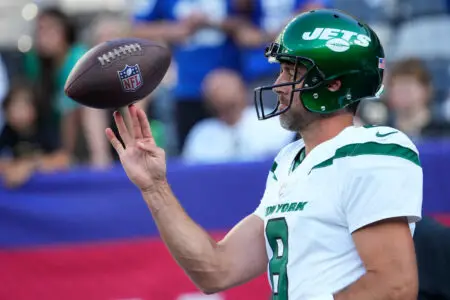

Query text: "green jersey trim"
[311, 142, 421, 171]
[271, 161, 278, 181]
[290, 147, 306, 174]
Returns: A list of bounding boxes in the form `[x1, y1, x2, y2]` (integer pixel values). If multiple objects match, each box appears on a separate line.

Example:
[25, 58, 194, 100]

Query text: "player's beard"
[279, 96, 321, 132]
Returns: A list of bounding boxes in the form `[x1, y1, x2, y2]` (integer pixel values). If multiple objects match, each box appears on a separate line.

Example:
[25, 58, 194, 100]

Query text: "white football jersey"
[254, 125, 423, 300]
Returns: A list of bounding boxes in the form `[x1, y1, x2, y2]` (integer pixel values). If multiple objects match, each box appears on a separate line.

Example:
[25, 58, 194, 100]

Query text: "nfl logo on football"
[118, 64, 143, 92]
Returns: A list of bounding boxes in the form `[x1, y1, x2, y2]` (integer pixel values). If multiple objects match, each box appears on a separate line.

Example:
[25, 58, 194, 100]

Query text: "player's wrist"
[140, 178, 169, 195]
[140, 179, 174, 212]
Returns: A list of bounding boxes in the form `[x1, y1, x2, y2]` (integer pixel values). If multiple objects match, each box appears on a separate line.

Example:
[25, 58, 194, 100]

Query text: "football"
[64, 38, 171, 109]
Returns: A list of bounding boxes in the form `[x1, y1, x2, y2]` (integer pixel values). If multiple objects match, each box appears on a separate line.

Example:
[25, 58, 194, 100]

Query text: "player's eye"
[278, 65, 296, 82]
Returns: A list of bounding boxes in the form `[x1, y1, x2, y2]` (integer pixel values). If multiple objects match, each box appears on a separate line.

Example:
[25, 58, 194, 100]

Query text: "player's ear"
[327, 79, 342, 92]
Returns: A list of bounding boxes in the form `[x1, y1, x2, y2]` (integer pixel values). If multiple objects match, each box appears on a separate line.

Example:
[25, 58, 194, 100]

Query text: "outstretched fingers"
[113, 110, 132, 146]
[137, 107, 155, 143]
[109, 105, 156, 155]
[128, 104, 143, 140]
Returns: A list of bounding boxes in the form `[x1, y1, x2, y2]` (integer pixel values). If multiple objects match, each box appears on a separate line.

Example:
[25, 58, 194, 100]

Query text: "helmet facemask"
[254, 42, 326, 120]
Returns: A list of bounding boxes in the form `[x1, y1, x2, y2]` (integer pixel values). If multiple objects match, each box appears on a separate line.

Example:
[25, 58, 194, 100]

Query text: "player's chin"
[279, 114, 293, 131]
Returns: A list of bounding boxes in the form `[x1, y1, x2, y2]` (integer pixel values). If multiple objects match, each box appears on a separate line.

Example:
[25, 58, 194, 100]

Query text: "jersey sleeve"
[254, 171, 272, 219]
[253, 141, 300, 219]
[342, 150, 423, 233]
[254, 152, 284, 219]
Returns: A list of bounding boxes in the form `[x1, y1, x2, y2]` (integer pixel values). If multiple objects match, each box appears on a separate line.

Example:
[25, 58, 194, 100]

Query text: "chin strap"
[375, 84, 385, 98]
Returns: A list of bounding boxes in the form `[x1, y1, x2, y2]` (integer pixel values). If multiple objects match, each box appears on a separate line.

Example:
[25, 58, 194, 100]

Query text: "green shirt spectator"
[149, 119, 165, 149]
[24, 43, 88, 117]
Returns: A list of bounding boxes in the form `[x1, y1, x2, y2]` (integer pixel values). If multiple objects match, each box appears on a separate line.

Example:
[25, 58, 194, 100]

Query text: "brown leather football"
[64, 38, 171, 109]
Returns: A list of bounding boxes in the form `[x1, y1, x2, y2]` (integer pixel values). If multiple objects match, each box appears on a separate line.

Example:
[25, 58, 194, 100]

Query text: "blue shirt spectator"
[235, 0, 331, 83]
[133, 0, 240, 101]
[133, 0, 241, 154]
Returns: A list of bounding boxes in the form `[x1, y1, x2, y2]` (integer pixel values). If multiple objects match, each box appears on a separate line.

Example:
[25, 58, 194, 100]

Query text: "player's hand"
[105, 104, 166, 192]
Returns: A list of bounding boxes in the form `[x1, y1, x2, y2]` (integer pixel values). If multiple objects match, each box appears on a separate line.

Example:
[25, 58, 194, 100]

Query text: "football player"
[106, 9, 422, 300]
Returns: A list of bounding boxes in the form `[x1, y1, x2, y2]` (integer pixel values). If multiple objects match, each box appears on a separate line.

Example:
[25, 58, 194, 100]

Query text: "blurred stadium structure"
[1, 0, 450, 299]
[0, 0, 130, 76]
[0, 0, 126, 47]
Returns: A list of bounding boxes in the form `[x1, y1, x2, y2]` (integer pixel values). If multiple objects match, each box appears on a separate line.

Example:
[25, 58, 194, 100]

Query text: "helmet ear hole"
[327, 80, 342, 92]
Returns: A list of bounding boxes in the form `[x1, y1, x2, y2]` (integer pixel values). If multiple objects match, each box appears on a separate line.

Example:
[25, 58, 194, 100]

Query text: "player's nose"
[272, 74, 289, 96]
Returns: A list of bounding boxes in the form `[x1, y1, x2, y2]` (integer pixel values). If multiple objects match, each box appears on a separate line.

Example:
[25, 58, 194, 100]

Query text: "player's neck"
[300, 114, 354, 155]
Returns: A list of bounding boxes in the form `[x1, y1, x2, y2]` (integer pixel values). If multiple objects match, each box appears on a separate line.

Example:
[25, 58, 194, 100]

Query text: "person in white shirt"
[182, 68, 294, 163]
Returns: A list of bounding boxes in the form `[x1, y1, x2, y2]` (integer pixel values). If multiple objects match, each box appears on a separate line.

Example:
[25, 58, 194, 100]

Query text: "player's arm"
[142, 186, 267, 294]
[333, 217, 418, 300]
[106, 105, 268, 294]
[331, 153, 422, 300]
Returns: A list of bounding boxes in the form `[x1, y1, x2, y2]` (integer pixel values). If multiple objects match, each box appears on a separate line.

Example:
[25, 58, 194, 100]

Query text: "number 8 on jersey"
[266, 218, 289, 300]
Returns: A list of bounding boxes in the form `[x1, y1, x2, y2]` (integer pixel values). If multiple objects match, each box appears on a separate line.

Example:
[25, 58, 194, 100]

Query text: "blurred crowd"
[1, 0, 450, 188]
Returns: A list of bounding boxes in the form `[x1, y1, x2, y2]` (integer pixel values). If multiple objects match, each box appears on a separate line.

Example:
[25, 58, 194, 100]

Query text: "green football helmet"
[254, 9, 385, 120]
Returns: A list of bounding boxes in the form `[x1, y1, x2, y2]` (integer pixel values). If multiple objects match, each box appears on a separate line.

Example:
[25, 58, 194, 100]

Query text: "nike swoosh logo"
[376, 131, 398, 137]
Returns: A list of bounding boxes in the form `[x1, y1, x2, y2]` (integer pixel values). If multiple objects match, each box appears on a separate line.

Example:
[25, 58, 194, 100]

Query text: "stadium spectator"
[0, 81, 69, 188]
[384, 58, 450, 139]
[22, 8, 93, 164]
[132, 0, 241, 154]
[182, 68, 294, 163]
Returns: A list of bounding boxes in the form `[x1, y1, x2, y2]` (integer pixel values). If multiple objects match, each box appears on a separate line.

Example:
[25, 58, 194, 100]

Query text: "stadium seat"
[369, 23, 393, 54]
[390, 16, 450, 61]
[421, 59, 450, 108]
[424, 59, 450, 96]
[396, 0, 449, 20]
